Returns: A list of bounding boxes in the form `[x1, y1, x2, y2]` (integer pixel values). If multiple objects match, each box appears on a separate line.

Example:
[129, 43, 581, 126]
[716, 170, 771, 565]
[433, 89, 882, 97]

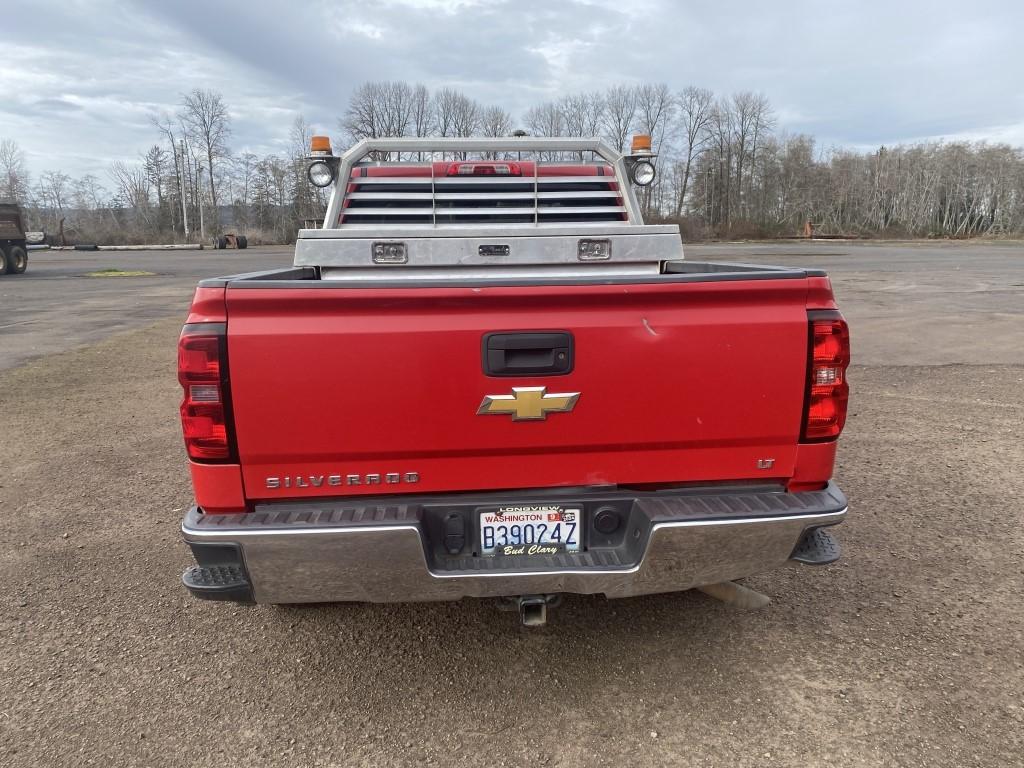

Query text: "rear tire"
[237, 235, 247, 250]
[0, 248, 8, 275]
[7, 245, 27, 274]
[216, 236, 227, 250]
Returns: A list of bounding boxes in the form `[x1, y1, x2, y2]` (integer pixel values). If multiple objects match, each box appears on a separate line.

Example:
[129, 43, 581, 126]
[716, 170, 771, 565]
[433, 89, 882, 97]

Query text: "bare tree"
[730, 91, 774, 220]
[109, 161, 152, 225]
[524, 102, 565, 159]
[411, 84, 433, 138]
[35, 171, 71, 230]
[480, 105, 513, 138]
[289, 115, 313, 163]
[673, 86, 714, 216]
[288, 115, 326, 221]
[180, 89, 231, 230]
[602, 84, 638, 151]
[636, 84, 674, 145]
[433, 87, 459, 138]
[479, 105, 513, 158]
[558, 93, 604, 159]
[524, 102, 564, 137]
[142, 145, 169, 210]
[251, 154, 292, 240]
[635, 83, 675, 216]
[559, 94, 590, 137]
[72, 174, 105, 211]
[433, 87, 480, 139]
[382, 81, 414, 138]
[430, 88, 481, 159]
[580, 91, 606, 138]
[450, 94, 480, 138]
[342, 82, 383, 141]
[0, 138, 30, 203]
[233, 153, 258, 208]
[152, 115, 188, 235]
[705, 98, 735, 229]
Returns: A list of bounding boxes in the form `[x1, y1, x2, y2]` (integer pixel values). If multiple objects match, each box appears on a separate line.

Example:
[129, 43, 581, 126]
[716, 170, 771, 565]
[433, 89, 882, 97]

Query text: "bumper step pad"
[790, 526, 841, 565]
[181, 482, 847, 603]
[182, 564, 253, 602]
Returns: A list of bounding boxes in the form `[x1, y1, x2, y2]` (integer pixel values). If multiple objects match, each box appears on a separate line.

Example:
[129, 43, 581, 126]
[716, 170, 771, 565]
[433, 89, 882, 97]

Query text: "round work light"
[630, 159, 656, 186]
[307, 161, 335, 188]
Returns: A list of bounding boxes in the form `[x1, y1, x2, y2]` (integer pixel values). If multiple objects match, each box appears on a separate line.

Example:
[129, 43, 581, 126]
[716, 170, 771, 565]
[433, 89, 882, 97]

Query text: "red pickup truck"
[178, 136, 849, 625]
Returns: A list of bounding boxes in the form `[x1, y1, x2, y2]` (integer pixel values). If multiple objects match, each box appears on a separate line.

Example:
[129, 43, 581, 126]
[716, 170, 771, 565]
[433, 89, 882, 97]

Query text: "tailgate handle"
[483, 332, 574, 376]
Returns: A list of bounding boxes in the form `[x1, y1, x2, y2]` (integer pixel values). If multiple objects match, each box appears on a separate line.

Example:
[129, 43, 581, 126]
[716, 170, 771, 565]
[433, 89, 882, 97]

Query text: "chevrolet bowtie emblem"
[477, 386, 581, 421]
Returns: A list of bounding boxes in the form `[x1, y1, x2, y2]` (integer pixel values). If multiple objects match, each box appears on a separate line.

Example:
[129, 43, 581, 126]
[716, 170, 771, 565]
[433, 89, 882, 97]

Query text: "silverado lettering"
[265, 472, 420, 489]
[178, 135, 850, 626]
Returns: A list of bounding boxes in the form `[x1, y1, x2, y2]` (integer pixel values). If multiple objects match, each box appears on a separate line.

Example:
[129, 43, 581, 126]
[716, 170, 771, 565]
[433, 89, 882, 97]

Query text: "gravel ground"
[1, 247, 1022, 767]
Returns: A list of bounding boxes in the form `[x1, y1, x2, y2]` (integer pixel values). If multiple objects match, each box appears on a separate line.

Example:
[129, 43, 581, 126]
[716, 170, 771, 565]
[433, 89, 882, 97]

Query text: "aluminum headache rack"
[293, 137, 683, 278]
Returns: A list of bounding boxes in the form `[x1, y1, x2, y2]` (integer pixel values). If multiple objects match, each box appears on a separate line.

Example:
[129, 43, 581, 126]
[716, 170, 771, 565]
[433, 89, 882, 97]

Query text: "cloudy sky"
[2, 0, 1022, 179]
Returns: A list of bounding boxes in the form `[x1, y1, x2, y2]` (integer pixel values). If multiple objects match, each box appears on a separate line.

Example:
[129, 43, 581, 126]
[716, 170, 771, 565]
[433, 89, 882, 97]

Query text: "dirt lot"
[1, 243, 1022, 767]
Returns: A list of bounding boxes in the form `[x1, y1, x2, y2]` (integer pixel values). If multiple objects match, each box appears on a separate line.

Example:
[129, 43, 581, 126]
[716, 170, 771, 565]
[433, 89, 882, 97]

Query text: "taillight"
[447, 162, 522, 176]
[178, 323, 235, 461]
[801, 311, 850, 442]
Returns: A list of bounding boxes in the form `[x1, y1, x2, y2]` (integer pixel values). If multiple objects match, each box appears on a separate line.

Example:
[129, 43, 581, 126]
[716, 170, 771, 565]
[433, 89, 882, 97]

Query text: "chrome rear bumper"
[181, 483, 847, 604]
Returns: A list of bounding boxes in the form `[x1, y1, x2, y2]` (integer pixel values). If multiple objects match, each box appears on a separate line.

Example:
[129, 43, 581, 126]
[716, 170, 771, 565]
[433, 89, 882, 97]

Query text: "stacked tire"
[1, 244, 28, 275]
[212, 235, 248, 250]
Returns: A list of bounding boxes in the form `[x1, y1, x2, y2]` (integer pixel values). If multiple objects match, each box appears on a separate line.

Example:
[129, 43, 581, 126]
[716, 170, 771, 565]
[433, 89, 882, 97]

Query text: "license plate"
[479, 505, 581, 556]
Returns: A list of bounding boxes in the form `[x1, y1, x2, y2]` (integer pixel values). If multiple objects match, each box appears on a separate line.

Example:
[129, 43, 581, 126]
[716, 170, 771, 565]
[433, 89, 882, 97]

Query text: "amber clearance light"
[631, 134, 652, 154]
[310, 135, 333, 156]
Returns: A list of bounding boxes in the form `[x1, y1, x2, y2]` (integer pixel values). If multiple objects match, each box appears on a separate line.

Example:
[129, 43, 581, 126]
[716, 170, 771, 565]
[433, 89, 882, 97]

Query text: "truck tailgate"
[224, 277, 811, 501]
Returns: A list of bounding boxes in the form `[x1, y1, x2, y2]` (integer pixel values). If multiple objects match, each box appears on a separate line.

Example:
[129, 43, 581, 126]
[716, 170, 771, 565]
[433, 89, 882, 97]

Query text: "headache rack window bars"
[339, 162, 628, 227]
[322, 137, 646, 228]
